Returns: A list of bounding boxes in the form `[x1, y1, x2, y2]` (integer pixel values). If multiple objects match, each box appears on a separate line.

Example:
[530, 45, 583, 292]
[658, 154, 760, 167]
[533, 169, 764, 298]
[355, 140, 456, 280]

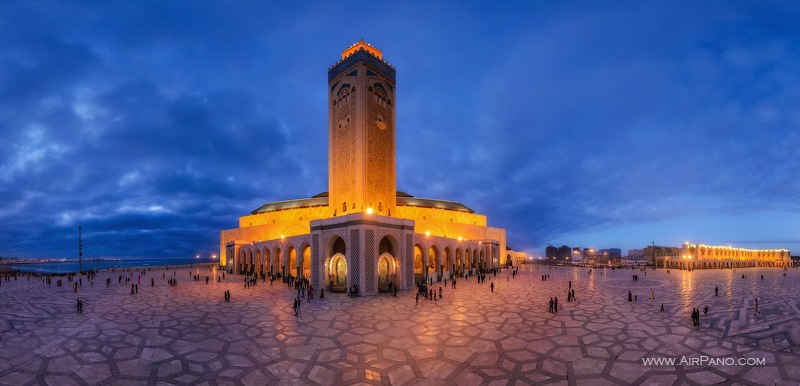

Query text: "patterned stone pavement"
[1, 264, 799, 385]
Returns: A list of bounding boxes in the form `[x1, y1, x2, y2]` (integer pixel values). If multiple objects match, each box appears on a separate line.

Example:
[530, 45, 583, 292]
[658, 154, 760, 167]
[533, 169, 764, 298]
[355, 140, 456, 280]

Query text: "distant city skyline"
[1, 2, 799, 259]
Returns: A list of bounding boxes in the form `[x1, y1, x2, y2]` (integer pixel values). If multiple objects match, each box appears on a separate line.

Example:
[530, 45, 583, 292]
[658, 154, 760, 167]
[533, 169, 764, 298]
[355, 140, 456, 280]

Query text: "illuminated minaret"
[328, 40, 397, 217]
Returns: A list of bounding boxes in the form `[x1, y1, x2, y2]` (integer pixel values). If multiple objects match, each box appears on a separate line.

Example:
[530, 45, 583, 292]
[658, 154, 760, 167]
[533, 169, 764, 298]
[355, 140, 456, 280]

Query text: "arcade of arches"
[656, 243, 792, 270]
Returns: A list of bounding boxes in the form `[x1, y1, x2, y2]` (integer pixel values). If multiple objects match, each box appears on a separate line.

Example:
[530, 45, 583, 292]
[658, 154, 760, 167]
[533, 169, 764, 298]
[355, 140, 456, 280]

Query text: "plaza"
[0, 265, 798, 385]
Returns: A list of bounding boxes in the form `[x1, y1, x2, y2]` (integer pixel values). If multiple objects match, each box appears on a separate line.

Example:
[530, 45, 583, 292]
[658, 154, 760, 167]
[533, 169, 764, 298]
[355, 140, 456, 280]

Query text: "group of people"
[690, 307, 702, 326]
[548, 296, 559, 313]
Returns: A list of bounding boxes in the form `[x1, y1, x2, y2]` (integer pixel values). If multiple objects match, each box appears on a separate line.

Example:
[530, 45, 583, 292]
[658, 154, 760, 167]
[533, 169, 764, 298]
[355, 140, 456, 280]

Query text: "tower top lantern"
[342, 40, 382, 60]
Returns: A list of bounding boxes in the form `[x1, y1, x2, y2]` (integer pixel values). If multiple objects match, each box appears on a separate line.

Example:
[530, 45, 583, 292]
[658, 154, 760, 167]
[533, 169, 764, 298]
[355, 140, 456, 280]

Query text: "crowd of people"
[1, 262, 794, 327]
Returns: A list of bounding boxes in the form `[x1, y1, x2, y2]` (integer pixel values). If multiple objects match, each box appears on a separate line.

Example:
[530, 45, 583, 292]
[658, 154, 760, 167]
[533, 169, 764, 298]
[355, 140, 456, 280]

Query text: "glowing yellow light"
[281, 234, 285, 239]
[366, 207, 374, 214]
[458, 237, 462, 241]
[425, 231, 430, 237]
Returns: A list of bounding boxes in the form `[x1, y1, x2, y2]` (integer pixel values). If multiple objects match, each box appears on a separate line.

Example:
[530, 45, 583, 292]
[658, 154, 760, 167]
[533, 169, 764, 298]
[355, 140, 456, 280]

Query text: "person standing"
[549, 297, 554, 313]
[76, 298, 81, 314]
[715, 286, 719, 296]
[628, 290, 632, 302]
[293, 298, 298, 316]
[554, 296, 559, 313]
[490, 282, 494, 293]
[754, 298, 760, 317]
[415, 292, 419, 305]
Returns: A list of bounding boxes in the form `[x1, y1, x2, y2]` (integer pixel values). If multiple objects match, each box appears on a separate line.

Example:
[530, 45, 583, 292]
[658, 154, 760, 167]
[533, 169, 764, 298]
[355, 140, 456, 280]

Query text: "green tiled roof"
[251, 192, 474, 214]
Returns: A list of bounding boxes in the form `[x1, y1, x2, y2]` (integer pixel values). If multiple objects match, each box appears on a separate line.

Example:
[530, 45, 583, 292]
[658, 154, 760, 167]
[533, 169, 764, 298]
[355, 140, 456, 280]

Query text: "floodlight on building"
[281, 234, 285, 239]
[366, 207, 374, 214]
[425, 231, 430, 237]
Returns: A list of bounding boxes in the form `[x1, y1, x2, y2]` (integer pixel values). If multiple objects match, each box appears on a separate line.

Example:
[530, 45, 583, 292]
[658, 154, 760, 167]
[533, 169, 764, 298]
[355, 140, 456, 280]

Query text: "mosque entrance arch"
[377, 254, 396, 292]
[262, 248, 271, 277]
[455, 248, 462, 277]
[330, 254, 347, 289]
[414, 245, 424, 284]
[302, 245, 311, 278]
[377, 236, 398, 292]
[429, 246, 440, 281]
[254, 249, 262, 275]
[328, 236, 347, 292]
[237, 249, 246, 274]
[287, 247, 297, 280]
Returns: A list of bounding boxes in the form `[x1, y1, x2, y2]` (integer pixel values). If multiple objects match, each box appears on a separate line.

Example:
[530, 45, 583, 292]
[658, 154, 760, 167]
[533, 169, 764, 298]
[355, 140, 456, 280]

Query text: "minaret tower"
[328, 40, 397, 217]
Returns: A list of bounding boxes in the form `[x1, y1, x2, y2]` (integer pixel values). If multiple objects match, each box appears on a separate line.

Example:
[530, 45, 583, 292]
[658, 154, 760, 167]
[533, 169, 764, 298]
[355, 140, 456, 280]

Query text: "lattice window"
[406, 234, 413, 288]
[365, 230, 376, 293]
[350, 230, 360, 290]
[312, 234, 320, 288]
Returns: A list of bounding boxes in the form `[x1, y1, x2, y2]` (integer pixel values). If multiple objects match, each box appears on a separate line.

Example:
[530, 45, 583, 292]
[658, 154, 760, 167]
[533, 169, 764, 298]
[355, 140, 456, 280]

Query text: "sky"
[1, 1, 799, 260]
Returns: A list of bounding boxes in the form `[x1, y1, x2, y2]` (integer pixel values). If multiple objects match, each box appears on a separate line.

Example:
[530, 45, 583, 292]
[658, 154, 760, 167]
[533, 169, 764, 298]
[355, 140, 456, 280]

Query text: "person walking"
[628, 290, 632, 302]
[76, 298, 81, 314]
[293, 298, 298, 316]
[416, 292, 419, 305]
[490, 282, 494, 293]
[754, 298, 760, 317]
[650, 288, 654, 300]
[554, 296, 559, 313]
[715, 286, 719, 296]
[549, 297, 554, 313]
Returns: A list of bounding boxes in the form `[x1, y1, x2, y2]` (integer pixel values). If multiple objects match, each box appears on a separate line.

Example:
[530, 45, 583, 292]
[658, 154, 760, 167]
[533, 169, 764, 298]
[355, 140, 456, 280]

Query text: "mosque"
[220, 41, 525, 296]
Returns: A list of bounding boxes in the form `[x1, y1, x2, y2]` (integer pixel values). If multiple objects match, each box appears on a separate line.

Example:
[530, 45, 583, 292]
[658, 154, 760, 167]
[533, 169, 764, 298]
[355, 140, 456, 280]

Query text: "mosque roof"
[251, 192, 474, 214]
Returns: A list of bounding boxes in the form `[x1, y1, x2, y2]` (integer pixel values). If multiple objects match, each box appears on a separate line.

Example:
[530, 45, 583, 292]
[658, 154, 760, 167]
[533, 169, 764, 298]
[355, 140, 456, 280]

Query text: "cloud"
[2, 1, 800, 258]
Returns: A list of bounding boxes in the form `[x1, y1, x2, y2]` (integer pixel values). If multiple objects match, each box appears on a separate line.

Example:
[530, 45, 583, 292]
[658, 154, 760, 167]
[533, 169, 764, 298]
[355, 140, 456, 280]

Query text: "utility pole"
[78, 225, 83, 273]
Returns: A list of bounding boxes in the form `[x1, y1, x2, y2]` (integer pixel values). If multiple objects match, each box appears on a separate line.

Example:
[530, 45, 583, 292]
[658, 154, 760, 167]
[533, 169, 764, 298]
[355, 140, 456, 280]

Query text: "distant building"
[558, 245, 572, 262]
[627, 249, 644, 259]
[545, 245, 558, 261]
[656, 243, 791, 269]
[643, 245, 681, 265]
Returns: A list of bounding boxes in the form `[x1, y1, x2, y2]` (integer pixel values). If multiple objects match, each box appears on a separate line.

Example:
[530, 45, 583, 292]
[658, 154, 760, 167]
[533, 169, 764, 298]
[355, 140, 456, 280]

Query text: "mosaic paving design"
[1, 265, 799, 385]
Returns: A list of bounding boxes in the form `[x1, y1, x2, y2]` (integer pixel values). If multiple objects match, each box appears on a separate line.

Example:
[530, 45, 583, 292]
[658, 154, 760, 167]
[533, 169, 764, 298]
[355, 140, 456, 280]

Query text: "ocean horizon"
[1, 257, 219, 274]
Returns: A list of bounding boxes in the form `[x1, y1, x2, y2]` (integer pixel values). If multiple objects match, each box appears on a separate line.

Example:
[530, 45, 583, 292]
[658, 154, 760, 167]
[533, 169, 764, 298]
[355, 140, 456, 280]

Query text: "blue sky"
[1, 1, 799, 259]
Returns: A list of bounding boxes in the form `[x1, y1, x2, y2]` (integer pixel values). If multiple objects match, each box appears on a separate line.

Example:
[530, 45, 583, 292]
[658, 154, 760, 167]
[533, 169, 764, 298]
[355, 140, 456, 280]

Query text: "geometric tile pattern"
[0, 265, 798, 384]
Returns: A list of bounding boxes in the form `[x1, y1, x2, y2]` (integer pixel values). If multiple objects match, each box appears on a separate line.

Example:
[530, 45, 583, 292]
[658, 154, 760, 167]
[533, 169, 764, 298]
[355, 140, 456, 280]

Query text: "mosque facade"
[220, 41, 525, 296]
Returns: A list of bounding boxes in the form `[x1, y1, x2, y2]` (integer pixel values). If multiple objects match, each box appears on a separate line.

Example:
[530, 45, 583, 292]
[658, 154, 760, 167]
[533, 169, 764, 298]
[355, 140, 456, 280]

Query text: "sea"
[2, 257, 218, 274]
